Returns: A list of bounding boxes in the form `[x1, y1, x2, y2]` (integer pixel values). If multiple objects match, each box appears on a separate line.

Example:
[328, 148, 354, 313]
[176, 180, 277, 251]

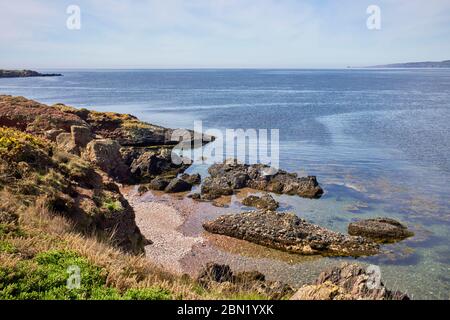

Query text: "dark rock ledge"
[203, 210, 379, 257]
[200, 159, 324, 200]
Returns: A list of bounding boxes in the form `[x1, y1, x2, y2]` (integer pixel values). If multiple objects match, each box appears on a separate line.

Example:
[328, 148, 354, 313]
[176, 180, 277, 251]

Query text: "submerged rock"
[203, 210, 379, 257]
[291, 263, 410, 300]
[348, 217, 414, 243]
[242, 193, 279, 210]
[201, 160, 323, 200]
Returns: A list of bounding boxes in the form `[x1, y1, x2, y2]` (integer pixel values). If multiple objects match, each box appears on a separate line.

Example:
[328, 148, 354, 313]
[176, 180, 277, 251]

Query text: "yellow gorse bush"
[0, 127, 48, 159]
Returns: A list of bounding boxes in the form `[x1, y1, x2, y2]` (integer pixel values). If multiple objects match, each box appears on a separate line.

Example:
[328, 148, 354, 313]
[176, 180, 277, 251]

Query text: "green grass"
[102, 199, 123, 213]
[0, 250, 172, 300]
[0, 241, 17, 254]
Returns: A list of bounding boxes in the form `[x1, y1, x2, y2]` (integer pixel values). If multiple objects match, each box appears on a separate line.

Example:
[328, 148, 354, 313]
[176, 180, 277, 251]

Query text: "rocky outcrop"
[291, 263, 410, 300]
[196, 263, 293, 300]
[242, 193, 279, 210]
[348, 218, 414, 243]
[0, 69, 62, 78]
[126, 147, 188, 182]
[84, 139, 130, 182]
[0, 96, 209, 184]
[201, 160, 323, 200]
[56, 125, 94, 155]
[53, 104, 212, 147]
[0, 95, 86, 134]
[203, 210, 379, 257]
[0, 127, 146, 253]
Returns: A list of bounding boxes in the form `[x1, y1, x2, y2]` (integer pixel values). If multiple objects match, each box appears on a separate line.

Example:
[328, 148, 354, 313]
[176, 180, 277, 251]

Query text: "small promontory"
[0, 69, 62, 78]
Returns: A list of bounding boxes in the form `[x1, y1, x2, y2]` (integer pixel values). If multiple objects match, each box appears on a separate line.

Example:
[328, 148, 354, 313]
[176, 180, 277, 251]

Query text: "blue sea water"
[1, 69, 449, 299]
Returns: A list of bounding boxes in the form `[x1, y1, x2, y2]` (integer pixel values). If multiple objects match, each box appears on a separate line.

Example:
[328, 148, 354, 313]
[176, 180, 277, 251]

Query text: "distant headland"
[365, 60, 450, 68]
[0, 69, 62, 78]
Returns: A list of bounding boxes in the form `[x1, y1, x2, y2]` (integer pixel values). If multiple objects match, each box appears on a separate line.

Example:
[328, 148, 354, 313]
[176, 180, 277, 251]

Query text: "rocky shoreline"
[0, 94, 415, 300]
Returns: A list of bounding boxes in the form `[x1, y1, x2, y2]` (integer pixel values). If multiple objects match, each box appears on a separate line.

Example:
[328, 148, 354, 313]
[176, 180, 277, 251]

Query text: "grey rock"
[203, 210, 379, 257]
[348, 217, 414, 243]
[164, 178, 192, 193]
[242, 193, 279, 210]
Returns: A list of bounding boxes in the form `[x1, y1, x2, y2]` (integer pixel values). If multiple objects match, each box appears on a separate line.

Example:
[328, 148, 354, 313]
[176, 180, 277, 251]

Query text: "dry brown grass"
[1, 189, 270, 300]
[0, 190, 206, 299]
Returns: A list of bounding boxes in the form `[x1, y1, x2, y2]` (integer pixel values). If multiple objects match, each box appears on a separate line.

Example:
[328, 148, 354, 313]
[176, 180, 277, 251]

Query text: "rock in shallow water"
[348, 217, 414, 243]
[242, 193, 279, 210]
[291, 263, 410, 300]
[203, 210, 379, 257]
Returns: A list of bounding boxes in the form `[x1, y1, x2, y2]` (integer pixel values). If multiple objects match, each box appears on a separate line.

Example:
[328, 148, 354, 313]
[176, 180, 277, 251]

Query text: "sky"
[1, 0, 450, 69]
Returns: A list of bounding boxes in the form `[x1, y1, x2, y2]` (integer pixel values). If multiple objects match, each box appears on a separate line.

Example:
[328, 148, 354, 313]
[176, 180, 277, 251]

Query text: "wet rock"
[348, 217, 414, 243]
[203, 210, 379, 257]
[291, 263, 410, 300]
[201, 176, 234, 199]
[180, 173, 201, 185]
[187, 193, 202, 201]
[201, 160, 323, 200]
[84, 139, 129, 182]
[137, 185, 148, 195]
[242, 193, 279, 210]
[148, 176, 171, 191]
[164, 178, 192, 193]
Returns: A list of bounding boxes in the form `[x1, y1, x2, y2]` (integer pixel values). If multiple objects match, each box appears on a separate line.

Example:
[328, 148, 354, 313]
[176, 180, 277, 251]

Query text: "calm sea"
[1, 69, 449, 299]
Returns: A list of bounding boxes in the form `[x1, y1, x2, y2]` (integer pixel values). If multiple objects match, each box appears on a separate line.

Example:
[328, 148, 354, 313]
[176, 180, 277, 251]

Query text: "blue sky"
[1, 0, 450, 68]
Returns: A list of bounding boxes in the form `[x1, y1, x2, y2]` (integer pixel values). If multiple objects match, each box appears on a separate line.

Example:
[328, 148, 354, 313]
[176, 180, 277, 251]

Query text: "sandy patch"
[123, 188, 203, 274]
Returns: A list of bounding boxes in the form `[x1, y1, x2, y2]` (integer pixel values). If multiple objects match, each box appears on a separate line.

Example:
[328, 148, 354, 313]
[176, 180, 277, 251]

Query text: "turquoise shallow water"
[1, 69, 449, 299]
